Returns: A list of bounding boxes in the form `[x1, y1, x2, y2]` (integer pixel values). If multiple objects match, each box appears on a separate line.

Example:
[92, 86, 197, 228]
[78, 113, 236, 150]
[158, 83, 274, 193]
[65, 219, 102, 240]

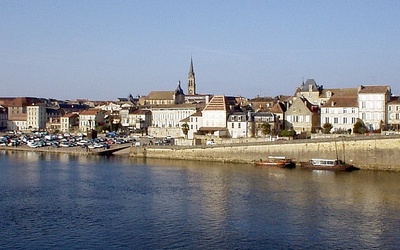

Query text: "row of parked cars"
[0, 131, 133, 149]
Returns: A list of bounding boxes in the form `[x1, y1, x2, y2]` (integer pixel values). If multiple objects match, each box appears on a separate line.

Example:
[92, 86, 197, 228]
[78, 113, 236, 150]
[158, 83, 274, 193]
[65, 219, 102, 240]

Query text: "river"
[1, 151, 399, 249]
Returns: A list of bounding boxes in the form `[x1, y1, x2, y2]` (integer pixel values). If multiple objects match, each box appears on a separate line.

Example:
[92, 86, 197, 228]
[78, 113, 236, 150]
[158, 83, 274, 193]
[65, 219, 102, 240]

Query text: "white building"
[27, 103, 47, 131]
[227, 112, 249, 138]
[357, 85, 391, 131]
[387, 96, 400, 131]
[198, 95, 237, 137]
[184, 111, 202, 139]
[148, 103, 200, 137]
[79, 109, 105, 132]
[320, 88, 359, 133]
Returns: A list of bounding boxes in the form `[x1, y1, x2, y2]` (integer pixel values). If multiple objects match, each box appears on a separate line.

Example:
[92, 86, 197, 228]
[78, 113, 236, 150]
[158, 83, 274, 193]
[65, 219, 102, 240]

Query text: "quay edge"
[128, 136, 400, 172]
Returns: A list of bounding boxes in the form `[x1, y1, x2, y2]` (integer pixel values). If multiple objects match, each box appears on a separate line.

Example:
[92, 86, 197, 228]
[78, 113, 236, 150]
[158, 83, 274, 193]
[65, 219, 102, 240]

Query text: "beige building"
[27, 103, 47, 131]
[119, 108, 151, 133]
[139, 82, 185, 106]
[6, 97, 42, 131]
[286, 97, 320, 134]
[60, 113, 79, 133]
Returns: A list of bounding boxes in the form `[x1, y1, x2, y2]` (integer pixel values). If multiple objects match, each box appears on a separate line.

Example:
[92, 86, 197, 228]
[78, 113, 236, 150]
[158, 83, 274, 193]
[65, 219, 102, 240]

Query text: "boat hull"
[300, 162, 359, 172]
[254, 161, 296, 169]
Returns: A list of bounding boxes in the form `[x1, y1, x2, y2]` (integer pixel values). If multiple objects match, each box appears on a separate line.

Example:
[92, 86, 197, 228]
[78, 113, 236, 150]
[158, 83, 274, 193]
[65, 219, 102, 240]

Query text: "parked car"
[206, 140, 216, 145]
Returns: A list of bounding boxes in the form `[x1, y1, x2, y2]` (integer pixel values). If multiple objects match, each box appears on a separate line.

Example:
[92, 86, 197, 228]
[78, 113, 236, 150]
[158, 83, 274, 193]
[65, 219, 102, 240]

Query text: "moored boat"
[254, 156, 296, 169]
[300, 158, 359, 172]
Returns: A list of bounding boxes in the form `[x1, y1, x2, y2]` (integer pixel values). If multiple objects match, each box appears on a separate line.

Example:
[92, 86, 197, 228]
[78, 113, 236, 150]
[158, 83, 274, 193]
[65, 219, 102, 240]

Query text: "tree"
[261, 122, 271, 137]
[181, 123, 189, 139]
[280, 129, 296, 137]
[353, 119, 367, 134]
[322, 123, 333, 134]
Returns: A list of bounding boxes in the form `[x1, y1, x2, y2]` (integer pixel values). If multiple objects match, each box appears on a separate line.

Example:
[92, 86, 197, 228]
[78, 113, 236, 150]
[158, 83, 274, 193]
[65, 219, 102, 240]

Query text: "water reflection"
[0, 151, 399, 249]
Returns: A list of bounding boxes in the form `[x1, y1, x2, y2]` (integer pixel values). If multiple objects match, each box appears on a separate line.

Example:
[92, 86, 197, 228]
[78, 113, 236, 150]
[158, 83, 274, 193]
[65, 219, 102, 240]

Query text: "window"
[334, 117, 338, 124]
[352, 117, 356, 124]
[325, 117, 329, 124]
[238, 123, 241, 129]
[231, 123, 234, 128]
[343, 117, 348, 124]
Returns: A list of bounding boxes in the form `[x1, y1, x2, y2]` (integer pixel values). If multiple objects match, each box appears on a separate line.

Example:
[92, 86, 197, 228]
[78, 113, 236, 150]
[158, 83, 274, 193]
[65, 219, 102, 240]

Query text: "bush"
[353, 120, 367, 134]
[280, 129, 296, 137]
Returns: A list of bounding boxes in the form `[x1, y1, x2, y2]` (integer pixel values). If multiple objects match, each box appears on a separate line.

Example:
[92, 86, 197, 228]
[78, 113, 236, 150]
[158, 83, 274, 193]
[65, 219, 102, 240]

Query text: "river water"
[1, 151, 399, 249]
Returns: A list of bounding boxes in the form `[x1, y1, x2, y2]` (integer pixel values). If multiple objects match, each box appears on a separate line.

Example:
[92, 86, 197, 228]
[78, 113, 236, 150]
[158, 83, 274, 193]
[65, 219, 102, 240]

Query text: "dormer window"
[326, 91, 332, 98]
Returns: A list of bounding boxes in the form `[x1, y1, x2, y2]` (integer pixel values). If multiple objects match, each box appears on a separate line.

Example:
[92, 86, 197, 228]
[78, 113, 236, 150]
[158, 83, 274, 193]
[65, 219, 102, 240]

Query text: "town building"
[357, 85, 391, 131]
[139, 82, 185, 106]
[227, 112, 249, 138]
[0, 105, 7, 130]
[60, 113, 79, 133]
[197, 95, 238, 138]
[286, 97, 321, 134]
[320, 88, 359, 133]
[386, 96, 400, 131]
[251, 111, 279, 137]
[182, 111, 202, 139]
[148, 103, 200, 138]
[79, 109, 105, 133]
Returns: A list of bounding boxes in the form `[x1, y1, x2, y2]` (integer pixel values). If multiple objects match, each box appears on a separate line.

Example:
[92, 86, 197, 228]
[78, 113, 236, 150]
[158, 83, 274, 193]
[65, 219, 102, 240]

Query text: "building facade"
[320, 88, 359, 133]
[357, 85, 391, 131]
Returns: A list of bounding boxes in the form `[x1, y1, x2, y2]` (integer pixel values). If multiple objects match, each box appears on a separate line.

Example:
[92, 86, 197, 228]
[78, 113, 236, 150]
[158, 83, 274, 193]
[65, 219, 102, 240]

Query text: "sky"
[1, 0, 400, 100]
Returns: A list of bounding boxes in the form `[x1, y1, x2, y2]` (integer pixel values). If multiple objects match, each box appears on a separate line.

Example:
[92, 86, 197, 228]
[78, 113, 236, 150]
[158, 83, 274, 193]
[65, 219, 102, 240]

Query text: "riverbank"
[0, 144, 131, 156]
[129, 135, 400, 172]
[2, 135, 400, 171]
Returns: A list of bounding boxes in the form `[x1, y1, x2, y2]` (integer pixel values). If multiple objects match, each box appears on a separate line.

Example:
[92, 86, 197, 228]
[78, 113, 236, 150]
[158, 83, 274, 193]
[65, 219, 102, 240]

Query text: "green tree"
[280, 129, 296, 137]
[322, 123, 333, 134]
[181, 123, 189, 138]
[353, 119, 367, 134]
[261, 122, 271, 136]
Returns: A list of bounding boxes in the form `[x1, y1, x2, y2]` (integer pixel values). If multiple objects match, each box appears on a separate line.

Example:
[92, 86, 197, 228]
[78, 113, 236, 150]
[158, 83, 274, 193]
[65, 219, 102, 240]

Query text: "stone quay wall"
[130, 135, 400, 171]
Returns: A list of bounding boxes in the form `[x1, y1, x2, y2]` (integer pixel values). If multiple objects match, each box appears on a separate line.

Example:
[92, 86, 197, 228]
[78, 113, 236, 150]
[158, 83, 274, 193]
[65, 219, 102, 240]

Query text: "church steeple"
[188, 57, 196, 95]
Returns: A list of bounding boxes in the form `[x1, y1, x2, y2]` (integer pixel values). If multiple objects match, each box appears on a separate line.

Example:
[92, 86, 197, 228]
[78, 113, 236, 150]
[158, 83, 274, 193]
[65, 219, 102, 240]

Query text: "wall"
[129, 136, 400, 171]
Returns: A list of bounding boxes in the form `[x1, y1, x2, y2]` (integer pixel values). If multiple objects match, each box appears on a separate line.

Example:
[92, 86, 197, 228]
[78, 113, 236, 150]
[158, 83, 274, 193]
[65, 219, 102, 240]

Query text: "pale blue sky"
[1, 0, 399, 100]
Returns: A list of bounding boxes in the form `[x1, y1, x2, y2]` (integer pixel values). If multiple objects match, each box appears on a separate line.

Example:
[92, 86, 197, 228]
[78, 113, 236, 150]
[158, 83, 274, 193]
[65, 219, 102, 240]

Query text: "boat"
[254, 156, 296, 169]
[300, 158, 359, 172]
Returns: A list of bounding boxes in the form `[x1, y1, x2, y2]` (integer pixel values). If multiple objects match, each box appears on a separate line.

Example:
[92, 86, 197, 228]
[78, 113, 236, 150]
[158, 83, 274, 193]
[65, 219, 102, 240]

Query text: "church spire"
[189, 57, 194, 77]
[188, 57, 196, 95]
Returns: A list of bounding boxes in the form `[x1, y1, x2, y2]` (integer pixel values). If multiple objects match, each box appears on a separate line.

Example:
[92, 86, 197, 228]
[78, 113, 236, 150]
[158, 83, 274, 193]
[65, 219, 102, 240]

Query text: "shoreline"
[3, 136, 400, 172]
[0, 144, 132, 156]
